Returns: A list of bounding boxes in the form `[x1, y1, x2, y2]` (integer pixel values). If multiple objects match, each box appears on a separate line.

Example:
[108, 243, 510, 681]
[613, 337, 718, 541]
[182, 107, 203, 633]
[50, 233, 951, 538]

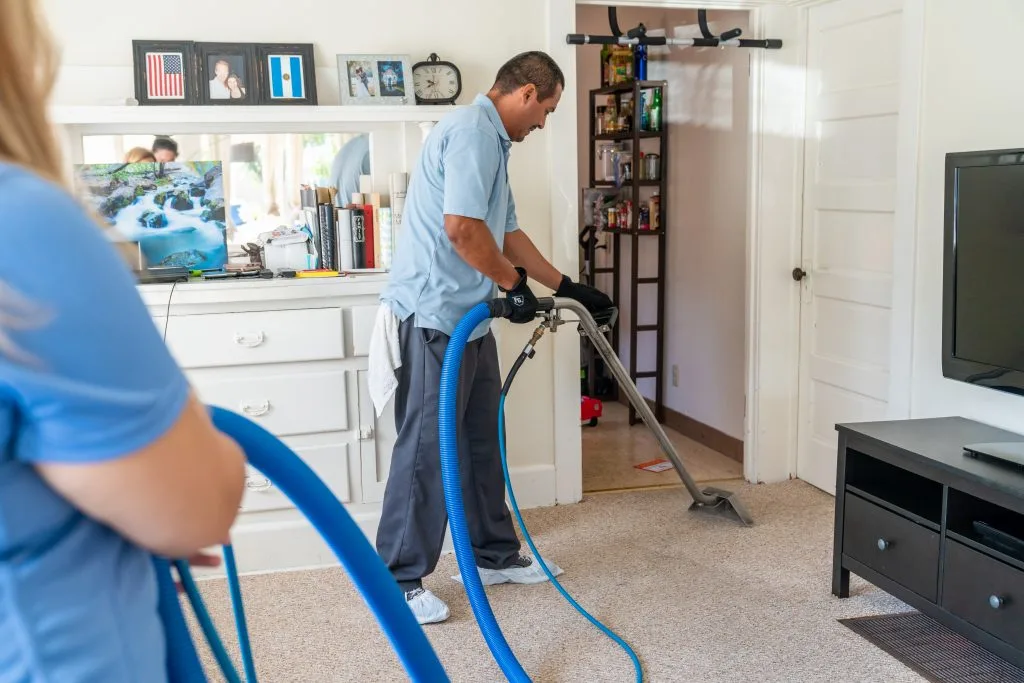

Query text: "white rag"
[368, 303, 402, 418]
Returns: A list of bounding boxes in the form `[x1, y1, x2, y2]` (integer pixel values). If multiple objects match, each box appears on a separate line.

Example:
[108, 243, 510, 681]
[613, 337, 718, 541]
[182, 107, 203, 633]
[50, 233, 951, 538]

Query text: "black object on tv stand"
[833, 416, 1024, 669]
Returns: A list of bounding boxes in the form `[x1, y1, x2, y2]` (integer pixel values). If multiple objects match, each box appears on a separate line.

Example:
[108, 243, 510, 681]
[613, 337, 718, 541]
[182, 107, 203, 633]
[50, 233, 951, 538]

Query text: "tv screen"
[943, 149, 1024, 395]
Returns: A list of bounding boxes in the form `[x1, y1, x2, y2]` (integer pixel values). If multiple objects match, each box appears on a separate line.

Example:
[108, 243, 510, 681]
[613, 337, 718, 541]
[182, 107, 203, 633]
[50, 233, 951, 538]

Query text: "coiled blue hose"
[158, 407, 450, 683]
[438, 301, 530, 682]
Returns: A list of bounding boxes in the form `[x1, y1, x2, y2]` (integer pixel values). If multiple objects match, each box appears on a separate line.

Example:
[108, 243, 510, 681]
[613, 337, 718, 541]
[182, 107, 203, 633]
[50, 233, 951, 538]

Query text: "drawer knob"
[246, 476, 273, 492]
[989, 595, 1007, 610]
[877, 538, 892, 551]
[234, 331, 265, 347]
[240, 400, 271, 417]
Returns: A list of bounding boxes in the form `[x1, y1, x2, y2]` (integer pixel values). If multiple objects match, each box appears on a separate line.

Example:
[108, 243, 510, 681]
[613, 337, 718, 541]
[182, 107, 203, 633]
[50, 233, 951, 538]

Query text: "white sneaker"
[405, 587, 450, 625]
[452, 554, 564, 586]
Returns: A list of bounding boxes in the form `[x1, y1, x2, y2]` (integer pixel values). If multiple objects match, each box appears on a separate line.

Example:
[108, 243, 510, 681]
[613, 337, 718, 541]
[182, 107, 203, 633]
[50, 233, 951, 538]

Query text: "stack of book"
[300, 171, 407, 272]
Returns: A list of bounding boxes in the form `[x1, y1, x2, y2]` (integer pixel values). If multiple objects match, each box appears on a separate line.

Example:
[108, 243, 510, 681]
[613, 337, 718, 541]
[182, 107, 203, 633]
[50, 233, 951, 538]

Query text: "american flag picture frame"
[132, 40, 198, 106]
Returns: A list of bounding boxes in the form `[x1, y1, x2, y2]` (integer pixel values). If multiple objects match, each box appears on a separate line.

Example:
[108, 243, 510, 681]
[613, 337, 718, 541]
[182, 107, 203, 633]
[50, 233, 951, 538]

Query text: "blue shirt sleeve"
[0, 168, 190, 464]
[505, 187, 520, 233]
[441, 127, 502, 221]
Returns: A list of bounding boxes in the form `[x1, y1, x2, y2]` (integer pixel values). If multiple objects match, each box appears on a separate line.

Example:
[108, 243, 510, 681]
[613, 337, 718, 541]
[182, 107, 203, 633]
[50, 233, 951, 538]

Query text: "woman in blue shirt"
[0, 2, 247, 680]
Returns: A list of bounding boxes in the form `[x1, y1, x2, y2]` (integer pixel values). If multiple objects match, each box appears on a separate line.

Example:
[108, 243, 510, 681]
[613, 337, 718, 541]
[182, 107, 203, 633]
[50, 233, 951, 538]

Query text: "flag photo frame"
[254, 43, 317, 106]
[195, 42, 259, 106]
[132, 40, 198, 106]
[337, 54, 415, 106]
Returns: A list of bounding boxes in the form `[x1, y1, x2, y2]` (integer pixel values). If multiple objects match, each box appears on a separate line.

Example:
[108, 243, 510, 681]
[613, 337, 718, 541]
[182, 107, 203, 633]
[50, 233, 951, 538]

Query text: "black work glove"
[555, 274, 614, 315]
[499, 267, 539, 324]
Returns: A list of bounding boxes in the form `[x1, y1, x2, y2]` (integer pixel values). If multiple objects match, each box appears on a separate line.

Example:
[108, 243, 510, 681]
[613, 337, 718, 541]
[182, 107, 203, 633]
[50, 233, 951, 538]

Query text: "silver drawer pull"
[989, 595, 1007, 610]
[234, 331, 265, 347]
[877, 538, 892, 551]
[246, 476, 272, 492]
[240, 400, 271, 417]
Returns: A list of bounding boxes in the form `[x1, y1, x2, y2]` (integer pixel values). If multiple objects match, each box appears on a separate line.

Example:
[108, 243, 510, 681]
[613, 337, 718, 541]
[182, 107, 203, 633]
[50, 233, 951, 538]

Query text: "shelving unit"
[584, 79, 667, 425]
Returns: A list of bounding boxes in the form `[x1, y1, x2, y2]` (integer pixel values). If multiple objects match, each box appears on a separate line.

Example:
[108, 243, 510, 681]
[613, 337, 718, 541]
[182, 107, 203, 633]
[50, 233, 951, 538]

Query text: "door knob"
[792, 267, 807, 282]
[877, 538, 892, 551]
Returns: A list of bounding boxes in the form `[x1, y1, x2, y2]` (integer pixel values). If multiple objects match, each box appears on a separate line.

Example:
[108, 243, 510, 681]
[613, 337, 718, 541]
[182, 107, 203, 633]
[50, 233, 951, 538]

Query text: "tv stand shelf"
[834, 417, 1024, 667]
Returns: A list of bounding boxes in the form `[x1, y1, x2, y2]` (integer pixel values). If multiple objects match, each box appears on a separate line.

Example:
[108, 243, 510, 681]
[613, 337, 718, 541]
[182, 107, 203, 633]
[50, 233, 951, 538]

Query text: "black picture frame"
[132, 40, 198, 106]
[195, 43, 259, 105]
[253, 43, 318, 106]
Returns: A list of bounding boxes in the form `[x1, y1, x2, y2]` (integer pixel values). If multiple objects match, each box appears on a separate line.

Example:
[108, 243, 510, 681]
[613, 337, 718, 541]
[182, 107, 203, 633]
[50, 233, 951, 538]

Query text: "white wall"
[41, 0, 566, 498]
[906, 0, 1024, 429]
[576, 6, 749, 439]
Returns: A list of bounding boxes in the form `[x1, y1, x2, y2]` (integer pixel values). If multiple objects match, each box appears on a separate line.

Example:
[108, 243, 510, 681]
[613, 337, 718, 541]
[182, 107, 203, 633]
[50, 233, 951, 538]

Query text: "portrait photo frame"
[337, 54, 415, 106]
[253, 43, 318, 106]
[132, 40, 198, 106]
[195, 42, 259, 105]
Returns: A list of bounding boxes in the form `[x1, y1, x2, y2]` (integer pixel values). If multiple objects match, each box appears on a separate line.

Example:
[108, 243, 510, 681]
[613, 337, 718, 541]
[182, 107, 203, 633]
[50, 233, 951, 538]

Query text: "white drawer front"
[241, 443, 350, 512]
[166, 308, 345, 369]
[350, 305, 379, 357]
[192, 370, 348, 436]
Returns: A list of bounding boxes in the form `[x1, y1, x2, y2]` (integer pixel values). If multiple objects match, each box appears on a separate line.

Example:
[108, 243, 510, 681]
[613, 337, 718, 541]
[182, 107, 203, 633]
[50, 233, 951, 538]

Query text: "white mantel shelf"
[51, 104, 459, 133]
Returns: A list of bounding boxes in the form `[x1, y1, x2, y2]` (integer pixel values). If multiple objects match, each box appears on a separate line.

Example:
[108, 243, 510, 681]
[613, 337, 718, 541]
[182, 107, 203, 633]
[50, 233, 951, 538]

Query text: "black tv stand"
[834, 416, 1024, 668]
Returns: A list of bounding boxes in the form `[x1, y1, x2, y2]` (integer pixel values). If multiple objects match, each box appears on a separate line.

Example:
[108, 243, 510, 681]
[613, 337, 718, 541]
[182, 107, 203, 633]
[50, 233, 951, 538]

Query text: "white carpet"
[185, 480, 924, 682]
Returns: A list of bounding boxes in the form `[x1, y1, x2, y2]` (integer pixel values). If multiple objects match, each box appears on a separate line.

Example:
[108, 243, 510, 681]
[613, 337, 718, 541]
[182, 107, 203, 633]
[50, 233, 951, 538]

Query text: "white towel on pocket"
[368, 303, 402, 417]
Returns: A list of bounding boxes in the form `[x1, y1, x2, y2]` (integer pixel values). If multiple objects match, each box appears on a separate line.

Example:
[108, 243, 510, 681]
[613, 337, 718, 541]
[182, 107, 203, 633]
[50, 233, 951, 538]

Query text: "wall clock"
[412, 53, 462, 105]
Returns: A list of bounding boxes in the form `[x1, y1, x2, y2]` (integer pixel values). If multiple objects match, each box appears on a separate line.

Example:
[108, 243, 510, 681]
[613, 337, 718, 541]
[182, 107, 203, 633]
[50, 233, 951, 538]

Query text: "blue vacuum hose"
[157, 407, 450, 683]
[439, 300, 642, 682]
[439, 301, 530, 682]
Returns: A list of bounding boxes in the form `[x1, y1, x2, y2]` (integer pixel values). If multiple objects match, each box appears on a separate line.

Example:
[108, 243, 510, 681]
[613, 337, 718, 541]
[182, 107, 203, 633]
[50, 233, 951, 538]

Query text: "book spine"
[336, 208, 354, 270]
[362, 203, 376, 268]
[389, 172, 408, 252]
[378, 207, 393, 270]
[350, 208, 367, 269]
[318, 203, 336, 270]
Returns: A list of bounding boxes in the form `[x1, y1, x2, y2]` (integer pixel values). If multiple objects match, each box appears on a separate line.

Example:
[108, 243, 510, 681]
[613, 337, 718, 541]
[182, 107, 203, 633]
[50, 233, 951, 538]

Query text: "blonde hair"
[125, 146, 157, 163]
[0, 0, 64, 359]
[0, 0, 64, 184]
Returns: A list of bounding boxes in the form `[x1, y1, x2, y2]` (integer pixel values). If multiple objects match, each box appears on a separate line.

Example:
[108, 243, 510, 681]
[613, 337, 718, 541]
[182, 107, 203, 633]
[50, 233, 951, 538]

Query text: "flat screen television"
[943, 148, 1024, 465]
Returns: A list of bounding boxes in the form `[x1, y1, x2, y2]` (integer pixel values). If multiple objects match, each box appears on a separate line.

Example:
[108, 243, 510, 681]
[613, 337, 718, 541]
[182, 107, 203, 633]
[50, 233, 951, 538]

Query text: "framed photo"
[337, 54, 414, 106]
[132, 40, 198, 106]
[253, 43, 317, 105]
[196, 42, 258, 105]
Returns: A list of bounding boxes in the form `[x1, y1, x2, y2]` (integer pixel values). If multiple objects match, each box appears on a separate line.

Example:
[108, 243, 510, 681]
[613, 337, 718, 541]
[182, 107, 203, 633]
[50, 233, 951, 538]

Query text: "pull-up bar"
[566, 6, 782, 50]
[565, 34, 782, 49]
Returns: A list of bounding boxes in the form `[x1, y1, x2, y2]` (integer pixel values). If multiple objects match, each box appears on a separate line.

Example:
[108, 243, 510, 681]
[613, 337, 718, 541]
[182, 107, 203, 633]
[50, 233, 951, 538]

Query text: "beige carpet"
[583, 402, 743, 492]
[185, 480, 923, 682]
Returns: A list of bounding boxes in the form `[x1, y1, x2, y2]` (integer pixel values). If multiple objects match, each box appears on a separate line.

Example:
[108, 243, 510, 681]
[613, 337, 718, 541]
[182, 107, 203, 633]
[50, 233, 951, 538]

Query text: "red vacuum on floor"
[581, 395, 603, 427]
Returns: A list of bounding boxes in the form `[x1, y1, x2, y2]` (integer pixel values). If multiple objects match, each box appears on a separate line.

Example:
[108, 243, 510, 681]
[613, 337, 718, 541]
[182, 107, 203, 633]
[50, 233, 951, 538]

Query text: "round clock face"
[413, 63, 460, 103]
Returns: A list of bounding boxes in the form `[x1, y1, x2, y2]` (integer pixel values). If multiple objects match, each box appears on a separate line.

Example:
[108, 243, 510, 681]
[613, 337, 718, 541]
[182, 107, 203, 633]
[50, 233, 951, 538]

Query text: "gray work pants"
[376, 317, 521, 591]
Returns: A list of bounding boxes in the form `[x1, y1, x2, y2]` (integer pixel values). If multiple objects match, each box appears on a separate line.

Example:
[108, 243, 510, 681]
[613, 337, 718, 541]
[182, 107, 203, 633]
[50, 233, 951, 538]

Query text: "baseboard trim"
[617, 395, 744, 464]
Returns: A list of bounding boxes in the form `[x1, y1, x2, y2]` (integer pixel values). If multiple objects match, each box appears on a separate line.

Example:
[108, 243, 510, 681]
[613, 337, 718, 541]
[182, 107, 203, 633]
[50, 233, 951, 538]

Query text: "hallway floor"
[582, 402, 743, 492]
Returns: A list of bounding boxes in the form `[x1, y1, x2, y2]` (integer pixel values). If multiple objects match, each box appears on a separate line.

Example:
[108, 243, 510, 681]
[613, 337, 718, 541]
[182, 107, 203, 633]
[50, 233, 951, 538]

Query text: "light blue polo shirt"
[381, 93, 519, 340]
[0, 162, 189, 681]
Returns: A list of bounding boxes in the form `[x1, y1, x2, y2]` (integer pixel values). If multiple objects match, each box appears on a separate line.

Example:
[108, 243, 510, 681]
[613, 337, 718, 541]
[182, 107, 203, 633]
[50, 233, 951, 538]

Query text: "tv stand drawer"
[942, 540, 1024, 650]
[843, 493, 940, 601]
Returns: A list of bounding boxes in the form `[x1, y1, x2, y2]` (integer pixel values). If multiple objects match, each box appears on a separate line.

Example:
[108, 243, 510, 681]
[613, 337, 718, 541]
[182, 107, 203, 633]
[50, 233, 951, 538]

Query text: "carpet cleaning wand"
[438, 297, 753, 682]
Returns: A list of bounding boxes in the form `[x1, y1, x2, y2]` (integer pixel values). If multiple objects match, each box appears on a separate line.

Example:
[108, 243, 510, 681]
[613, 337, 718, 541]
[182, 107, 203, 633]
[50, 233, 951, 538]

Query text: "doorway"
[574, 4, 749, 493]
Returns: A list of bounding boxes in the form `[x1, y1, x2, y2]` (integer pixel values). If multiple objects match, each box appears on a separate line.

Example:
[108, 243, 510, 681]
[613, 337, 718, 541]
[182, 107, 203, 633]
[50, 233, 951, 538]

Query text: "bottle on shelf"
[600, 44, 611, 86]
[649, 88, 663, 132]
[640, 90, 651, 131]
[595, 105, 606, 134]
[648, 193, 661, 232]
[604, 97, 618, 133]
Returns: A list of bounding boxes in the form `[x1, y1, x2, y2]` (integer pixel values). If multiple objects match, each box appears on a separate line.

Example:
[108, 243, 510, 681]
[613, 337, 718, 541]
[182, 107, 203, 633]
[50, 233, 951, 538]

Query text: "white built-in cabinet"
[139, 276, 396, 574]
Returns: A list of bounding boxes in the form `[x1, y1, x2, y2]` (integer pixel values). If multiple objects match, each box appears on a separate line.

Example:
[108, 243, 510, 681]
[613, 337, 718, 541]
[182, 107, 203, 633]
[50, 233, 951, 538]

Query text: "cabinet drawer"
[942, 540, 1024, 650]
[166, 308, 344, 369]
[192, 370, 348, 436]
[843, 493, 940, 600]
[241, 443, 350, 512]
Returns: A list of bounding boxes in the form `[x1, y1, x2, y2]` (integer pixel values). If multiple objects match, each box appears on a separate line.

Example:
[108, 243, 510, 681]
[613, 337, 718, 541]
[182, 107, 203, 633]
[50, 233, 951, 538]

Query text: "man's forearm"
[503, 229, 563, 291]
[445, 214, 521, 290]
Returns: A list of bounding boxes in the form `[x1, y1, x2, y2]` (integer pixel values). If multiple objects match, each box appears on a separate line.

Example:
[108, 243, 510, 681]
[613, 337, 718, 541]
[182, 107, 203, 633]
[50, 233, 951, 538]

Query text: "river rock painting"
[74, 161, 227, 270]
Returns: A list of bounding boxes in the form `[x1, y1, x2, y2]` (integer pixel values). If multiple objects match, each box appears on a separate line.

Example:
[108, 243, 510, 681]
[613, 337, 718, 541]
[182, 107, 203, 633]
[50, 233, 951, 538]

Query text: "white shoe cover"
[405, 588, 450, 624]
[451, 556, 564, 586]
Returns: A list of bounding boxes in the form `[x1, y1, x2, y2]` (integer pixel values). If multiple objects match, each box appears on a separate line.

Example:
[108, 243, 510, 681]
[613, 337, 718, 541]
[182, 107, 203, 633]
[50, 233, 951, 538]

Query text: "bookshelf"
[584, 79, 667, 425]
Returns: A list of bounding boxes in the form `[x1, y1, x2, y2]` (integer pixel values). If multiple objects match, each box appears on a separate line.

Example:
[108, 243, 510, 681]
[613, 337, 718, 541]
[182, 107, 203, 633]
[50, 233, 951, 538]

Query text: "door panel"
[797, 0, 904, 493]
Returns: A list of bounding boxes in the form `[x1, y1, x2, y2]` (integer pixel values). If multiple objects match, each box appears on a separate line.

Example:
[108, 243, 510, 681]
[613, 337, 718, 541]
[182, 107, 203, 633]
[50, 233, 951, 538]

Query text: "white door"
[796, 0, 904, 493]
